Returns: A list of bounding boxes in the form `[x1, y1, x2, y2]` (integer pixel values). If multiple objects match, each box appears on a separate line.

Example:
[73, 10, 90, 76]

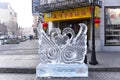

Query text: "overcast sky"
[0, 0, 33, 28]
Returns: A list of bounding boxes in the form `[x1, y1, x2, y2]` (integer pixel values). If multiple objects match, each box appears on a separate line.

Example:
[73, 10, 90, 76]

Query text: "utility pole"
[89, 0, 98, 65]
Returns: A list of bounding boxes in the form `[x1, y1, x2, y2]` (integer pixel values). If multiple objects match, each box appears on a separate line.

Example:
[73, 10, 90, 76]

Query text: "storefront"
[37, 0, 102, 51]
[44, 6, 100, 38]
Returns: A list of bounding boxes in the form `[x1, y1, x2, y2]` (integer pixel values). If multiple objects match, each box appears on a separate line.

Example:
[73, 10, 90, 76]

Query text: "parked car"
[0, 36, 5, 40]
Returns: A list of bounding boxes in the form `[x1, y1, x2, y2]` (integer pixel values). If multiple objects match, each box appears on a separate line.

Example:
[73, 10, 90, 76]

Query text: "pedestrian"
[29, 35, 32, 40]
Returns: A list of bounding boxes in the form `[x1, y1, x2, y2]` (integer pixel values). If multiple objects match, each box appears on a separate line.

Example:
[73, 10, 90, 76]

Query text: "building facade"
[37, 0, 102, 51]
[100, 0, 120, 51]
[36, 0, 120, 52]
[0, 2, 18, 37]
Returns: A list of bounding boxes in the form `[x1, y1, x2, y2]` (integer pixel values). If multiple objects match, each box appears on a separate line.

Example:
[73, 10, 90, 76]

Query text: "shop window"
[105, 7, 120, 46]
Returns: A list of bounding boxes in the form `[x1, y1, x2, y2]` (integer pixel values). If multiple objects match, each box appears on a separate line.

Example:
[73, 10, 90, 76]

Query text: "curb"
[89, 67, 120, 72]
[0, 67, 120, 74]
[0, 68, 35, 74]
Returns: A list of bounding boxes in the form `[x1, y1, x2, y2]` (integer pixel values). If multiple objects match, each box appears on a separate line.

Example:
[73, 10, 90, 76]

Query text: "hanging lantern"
[94, 18, 101, 28]
[42, 22, 48, 27]
[94, 18, 101, 23]
[42, 22, 48, 30]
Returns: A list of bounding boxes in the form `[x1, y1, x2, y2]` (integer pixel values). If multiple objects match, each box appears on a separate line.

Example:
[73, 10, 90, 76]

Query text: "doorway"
[58, 19, 90, 36]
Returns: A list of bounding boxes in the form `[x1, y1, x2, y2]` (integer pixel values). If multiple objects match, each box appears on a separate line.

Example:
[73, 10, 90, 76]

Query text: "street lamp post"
[89, 0, 98, 65]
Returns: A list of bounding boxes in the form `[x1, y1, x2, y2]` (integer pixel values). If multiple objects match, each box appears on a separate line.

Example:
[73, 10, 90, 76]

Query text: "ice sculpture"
[36, 23, 88, 78]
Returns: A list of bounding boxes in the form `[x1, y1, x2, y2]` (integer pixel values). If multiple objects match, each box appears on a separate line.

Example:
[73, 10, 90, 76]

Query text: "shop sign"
[44, 6, 100, 21]
[95, 6, 101, 18]
[32, 0, 40, 16]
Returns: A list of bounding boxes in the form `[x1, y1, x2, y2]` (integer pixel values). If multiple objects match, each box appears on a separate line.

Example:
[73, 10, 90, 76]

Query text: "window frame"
[105, 6, 120, 46]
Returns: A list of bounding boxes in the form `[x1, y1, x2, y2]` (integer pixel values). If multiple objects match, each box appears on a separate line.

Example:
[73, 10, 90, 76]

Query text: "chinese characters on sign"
[44, 6, 100, 21]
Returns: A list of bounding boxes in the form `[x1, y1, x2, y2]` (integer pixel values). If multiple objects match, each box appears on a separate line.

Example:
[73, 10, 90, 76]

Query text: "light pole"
[89, 0, 98, 65]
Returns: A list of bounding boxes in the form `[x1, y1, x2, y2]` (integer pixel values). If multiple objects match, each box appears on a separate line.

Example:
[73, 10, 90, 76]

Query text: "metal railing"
[36, 0, 91, 12]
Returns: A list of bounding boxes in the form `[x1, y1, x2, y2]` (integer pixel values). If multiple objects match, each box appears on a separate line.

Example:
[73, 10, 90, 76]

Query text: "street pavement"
[0, 39, 39, 51]
[0, 39, 120, 71]
[1, 52, 120, 73]
[0, 73, 35, 80]
[0, 39, 39, 55]
[1, 39, 120, 79]
[0, 49, 38, 55]
[87, 52, 120, 70]
[1, 72, 120, 80]
[0, 55, 40, 69]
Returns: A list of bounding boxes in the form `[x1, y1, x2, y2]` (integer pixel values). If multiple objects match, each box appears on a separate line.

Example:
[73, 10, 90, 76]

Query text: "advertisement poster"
[106, 8, 120, 25]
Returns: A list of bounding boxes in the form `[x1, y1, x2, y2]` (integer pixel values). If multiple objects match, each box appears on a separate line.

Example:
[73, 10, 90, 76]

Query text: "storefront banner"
[44, 6, 100, 21]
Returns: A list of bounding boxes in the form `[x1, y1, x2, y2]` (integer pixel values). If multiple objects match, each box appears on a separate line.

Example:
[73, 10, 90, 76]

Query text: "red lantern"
[42, 22, 48, 27]
[42, 22, 48, 30]
[94, 18, 101, 28]
[94, 18, 101, 23]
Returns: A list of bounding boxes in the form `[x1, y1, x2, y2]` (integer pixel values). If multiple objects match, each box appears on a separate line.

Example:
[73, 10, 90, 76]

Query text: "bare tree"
[0, 23, 8, 35]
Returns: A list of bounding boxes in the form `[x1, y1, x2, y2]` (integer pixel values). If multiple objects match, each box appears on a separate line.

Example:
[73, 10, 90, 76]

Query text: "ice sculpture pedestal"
[36, 63, 88, 78]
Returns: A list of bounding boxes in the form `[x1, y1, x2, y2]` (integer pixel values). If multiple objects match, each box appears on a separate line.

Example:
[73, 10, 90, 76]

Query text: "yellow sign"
[44, 6, 100, 21]
[95, 6, 100, 18]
